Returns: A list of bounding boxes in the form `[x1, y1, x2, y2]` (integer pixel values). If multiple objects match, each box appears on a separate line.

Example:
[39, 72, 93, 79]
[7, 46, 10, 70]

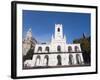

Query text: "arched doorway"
[35, 55, 41, 66]
[44, 55, 49, 66]
[57, 55, 62, 65]
[57, 45, 61, 52]
[75, 46, 79, 52]
[68, 46, 72, 52]
[69, 54, 74, 65]
[45, 47, 49, 53]
[76, 54, 82, 64]
[37, 47, 42, 53]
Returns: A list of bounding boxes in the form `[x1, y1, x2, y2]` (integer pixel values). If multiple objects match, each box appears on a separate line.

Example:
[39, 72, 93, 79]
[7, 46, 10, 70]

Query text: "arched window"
[45, 47, 49, 52]
[75, 46, 79, 52]
[35, 55, 41, 66]
[57, 45, 61, 52]
[68, 46, 72, 52]
[57, 55, 62, 65]
[38, 46, 42, 52]
[69, 54, 74, 65]
[58, 28, 60, 32]
[76, 54, 82, 64]
[44, 55, 49, 66]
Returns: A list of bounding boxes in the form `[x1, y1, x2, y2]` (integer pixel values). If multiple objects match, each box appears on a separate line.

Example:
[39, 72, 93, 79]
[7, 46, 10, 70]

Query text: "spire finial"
[26, 28, 32, 40]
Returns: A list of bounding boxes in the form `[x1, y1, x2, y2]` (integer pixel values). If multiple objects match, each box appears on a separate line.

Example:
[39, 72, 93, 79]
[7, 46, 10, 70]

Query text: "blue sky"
[23, 10, 90, 43]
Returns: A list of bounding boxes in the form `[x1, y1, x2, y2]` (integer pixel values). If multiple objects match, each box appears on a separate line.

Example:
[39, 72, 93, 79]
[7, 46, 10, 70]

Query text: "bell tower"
[26, 28, 32, 41]
[55, 24, 63, 40]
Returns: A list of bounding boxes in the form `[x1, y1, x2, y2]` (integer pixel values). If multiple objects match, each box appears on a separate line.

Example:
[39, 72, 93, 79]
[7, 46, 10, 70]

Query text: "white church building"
[24, 24, 84, 68]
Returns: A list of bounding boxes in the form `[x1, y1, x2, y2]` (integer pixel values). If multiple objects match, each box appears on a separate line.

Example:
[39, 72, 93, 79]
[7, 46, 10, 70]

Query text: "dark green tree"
[73, 36, 91, 64]
[23, 45, 34, 62]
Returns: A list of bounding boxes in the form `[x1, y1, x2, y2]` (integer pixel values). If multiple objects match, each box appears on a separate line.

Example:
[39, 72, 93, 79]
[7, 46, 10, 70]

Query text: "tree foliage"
[23, 48, 34, 62]
[73, 36, 91, 64]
